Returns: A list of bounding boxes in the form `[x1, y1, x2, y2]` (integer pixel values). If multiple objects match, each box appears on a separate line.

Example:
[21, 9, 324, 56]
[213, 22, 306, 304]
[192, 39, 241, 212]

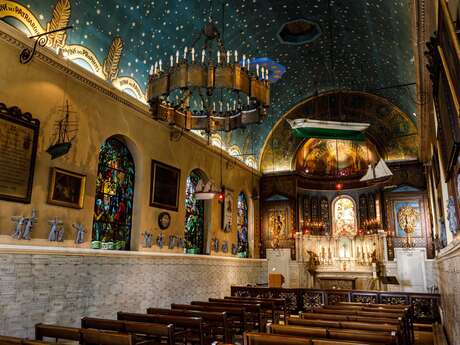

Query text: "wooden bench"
[317, 305, 412, 344]
[146, 307, 231, 343]
[243, 332, 375, 345]
[35, 324, 135, 345]
[117, 311, 204, 345]
[81, 317, 175, 344]
[268, 324, 399, 345]
[287, 317, 400, 333]
[191, 300, 265, 332]
[224, 296, 287, 323]
[0, 336, 57, 345]
[171, 303, 246, 335]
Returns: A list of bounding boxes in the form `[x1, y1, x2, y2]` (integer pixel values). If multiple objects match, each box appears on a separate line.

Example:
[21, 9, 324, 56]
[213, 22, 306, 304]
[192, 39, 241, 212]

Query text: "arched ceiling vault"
[260, 91, 419, 173]
[4, 0, 418, 161]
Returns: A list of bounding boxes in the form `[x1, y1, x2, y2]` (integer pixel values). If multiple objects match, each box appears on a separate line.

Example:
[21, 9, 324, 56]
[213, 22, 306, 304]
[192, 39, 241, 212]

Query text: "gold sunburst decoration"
[397, 206, 419, 234]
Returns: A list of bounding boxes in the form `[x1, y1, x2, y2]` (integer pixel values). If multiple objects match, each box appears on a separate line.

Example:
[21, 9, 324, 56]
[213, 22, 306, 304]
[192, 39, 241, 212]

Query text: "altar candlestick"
[159, 59, 162, 72]
[153, 62, 158, 75]
[170, 55, 174, 68]
[176, 50, 179, 64]
[256, 64, 259, 77]
[191, 47, 195, 62]
[242, 54, 246, 67]
[217, 51, 221, 64]
[226, 50, 230, 64]
[201, 49, 205, 64]
[234, 50, 238, 64]
[149, 65, 154, 76]
[184, 46, 188, 60]
[247, 59, 250, 71]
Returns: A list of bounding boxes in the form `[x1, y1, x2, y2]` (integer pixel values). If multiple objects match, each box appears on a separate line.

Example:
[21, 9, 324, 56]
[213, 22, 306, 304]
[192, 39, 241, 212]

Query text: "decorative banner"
[62, 44, 106, 79]
[112, 77, 146, 102]
[0, 0, 44, 36]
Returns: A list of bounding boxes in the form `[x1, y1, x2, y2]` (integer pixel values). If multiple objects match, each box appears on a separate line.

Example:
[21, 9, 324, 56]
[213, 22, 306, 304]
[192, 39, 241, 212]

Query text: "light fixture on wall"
[147, 2, 270, 134]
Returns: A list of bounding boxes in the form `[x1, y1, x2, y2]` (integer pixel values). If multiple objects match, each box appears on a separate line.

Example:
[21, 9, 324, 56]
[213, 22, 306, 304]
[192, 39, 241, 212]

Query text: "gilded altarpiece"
[385, 192, 434, 259]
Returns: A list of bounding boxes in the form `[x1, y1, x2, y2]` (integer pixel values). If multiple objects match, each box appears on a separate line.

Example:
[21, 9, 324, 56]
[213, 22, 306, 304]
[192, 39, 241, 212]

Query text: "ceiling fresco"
[296, 138, 378, 177]
[1, 0, 418, 163]
[260, 91, 418, 173]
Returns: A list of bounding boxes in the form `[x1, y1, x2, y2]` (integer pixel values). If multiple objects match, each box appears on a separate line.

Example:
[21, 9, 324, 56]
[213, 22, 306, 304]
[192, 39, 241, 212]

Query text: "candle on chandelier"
[217, 51, 221, 64]
[213, 102, 216, 111]
[176, 50, 179, 64]
[256, 64, 259, 77]
[234, 50, 238, 64]
[226, 102, 229, 111]
[261, 66, 264, 80]
[226, 51, 230, 64]
[170, 55, 173, 68]
[247, 59, 251, 71]
[233, 100, 236, 110]
[183, 46, 188, 60]
[201, 49, 205, 64]
[159, 59, 162, 72]
[247, 96, 250, 105]
[153, 62, 158, 74]
[149, 65, 154, 76]
[191, 48, 195, 62]
[242, 54, 246, 68]
[219, 101, 223, 112]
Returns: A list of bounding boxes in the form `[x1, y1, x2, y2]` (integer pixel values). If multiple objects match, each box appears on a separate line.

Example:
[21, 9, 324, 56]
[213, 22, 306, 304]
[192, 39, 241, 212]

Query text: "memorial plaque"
[0, 103, 39, 203]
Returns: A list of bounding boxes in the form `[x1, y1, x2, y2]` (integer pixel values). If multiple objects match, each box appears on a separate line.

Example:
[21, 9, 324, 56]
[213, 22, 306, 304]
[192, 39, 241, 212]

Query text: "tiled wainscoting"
[437, 239, 460, 345]
[0, 246, 267, 338]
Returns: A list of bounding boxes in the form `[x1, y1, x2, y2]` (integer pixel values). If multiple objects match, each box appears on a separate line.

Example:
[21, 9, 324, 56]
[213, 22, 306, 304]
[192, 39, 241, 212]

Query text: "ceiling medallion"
[147, 20, 270, 134]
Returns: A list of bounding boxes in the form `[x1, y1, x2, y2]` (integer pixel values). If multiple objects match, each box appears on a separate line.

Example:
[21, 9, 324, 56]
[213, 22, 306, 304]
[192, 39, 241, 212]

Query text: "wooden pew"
[146, 307, 231, 343]
[317, 305, 412, 344]
[224, 296, 287, 323]
[220, 297, 284, 323]
[35, 324, 135, 345]
[191, 300, 264, 332]
[268, 324, 399, 345]
[81, 317, 175, 345]
[243, 332, 375, 345]
[117, 311, 204, 345]
[0, 336, 57, 345]
[171, 303, 246, 336]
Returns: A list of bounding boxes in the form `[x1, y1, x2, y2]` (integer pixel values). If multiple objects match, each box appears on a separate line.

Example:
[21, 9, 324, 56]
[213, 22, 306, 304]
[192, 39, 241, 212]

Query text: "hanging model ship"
[46, 100, 78, 159]
[360, 159, 393, 182]
[287, 118, 370, 141]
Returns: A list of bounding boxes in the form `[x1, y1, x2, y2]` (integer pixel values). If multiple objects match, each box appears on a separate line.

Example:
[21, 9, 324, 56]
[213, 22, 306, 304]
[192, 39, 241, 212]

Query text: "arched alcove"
[91, 136, 135, 250]
[332, 195, 358, 238]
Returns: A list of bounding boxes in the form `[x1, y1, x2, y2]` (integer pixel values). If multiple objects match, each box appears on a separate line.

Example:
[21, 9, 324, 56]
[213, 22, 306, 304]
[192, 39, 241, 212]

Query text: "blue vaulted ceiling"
[17, 0, 417, 159]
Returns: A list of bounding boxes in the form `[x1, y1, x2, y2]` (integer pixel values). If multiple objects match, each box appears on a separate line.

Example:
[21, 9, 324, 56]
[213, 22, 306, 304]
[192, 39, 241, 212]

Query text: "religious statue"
[48, 218, 64, 242]
[168, 235, 177, 249]
[156, 231, 164, 248]
[447, 196, 458, 235]
[11, 216, 26, 240]
[23, 209, 38, 240]
[72, 223, 86, 244]
[305, 250, 320, 275]
[271, 214, 283, 249]
[142, 232, 153, 248]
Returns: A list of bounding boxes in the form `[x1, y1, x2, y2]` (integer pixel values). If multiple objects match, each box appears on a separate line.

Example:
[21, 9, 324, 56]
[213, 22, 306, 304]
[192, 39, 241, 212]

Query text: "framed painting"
[150, 160, 180, 211]
[0, 103, 40, 203]
[47, 167, 86, 209]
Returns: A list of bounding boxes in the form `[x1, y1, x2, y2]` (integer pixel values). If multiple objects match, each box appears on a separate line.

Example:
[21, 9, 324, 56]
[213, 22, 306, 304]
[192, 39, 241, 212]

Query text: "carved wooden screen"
[311, 196, 319, 221]
[320, 197, 330, 234]
[303, 195, 311, 223]
[359, 194, 368, 226]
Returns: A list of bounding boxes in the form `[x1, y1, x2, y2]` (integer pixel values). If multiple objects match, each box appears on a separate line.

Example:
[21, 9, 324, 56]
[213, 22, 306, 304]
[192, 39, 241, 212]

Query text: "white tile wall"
[0, 248, 267, 338]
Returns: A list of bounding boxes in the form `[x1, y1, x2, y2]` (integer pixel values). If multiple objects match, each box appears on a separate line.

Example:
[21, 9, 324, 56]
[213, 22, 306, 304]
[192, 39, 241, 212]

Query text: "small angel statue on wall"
[11, 216, 26, 239]
[23, 209, 38, 240]
[48, 217, 64, 242]
[142, 231, 153, 248]
[72, 223, 86, 244]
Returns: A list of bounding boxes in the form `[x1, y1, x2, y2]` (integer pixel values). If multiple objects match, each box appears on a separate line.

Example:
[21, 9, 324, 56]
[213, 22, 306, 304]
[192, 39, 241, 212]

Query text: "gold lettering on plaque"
[0, 119, 34, 199]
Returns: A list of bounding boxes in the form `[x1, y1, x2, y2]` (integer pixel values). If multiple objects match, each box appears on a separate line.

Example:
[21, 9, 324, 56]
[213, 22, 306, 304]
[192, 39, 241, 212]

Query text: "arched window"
[185, 169, 205, 254]
[92, 137, 135, 250]
[237, 192, 249, 257]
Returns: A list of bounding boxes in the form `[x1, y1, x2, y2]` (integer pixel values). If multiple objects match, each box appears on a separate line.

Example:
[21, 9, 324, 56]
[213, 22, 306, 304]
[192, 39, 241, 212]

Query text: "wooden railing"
[231, 286, 440, 323]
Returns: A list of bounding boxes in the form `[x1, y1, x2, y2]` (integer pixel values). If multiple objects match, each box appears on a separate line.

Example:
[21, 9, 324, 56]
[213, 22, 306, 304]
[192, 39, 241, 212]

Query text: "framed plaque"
[0, 103, 40, 203]
[150, 160, 180, 211]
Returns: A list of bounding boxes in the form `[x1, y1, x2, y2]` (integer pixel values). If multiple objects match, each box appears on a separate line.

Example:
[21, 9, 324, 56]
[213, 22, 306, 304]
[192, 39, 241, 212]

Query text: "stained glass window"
[92, 138, 135, 250]
[184, 170, 205, 254]
[333, 196, 357, 237]
[237, 192, 249, 257]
